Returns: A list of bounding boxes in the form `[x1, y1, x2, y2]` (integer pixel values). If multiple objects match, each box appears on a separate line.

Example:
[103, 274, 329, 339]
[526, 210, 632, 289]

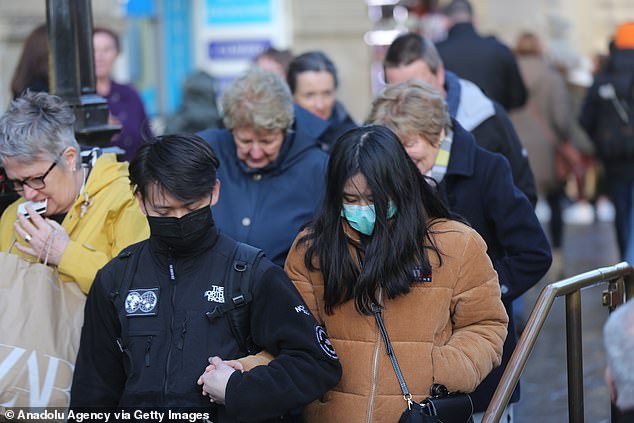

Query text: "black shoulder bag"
[371, 303, 474, 423]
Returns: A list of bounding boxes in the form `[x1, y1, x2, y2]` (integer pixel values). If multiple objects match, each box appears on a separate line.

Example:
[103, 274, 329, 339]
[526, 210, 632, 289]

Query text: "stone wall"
[290, 0, 372, 123]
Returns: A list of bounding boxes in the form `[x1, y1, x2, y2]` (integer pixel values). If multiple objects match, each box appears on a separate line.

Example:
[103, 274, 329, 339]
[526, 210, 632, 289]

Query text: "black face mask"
[146, 205, 213, 250]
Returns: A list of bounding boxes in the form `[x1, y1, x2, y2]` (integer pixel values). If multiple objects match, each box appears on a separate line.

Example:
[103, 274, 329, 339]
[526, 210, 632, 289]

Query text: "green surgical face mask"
[341, 201, 397, 236]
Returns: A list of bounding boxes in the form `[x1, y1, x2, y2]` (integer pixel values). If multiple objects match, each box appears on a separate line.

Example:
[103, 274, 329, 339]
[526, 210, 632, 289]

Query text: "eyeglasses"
[7, 160, 58, 192]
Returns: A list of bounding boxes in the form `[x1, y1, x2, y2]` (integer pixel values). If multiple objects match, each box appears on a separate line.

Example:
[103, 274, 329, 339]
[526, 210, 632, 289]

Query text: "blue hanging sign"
[208, 39, 271, 60]
[206, 0, 272, 25]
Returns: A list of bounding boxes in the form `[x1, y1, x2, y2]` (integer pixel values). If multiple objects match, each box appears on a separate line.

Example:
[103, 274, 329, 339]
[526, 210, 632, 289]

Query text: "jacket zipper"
[176, 318, 187, 350]
[162, 251, 177, 402]
[145, 336, 153, 367]
[367, 289, 383, 423]
[116, 338, 134, 373]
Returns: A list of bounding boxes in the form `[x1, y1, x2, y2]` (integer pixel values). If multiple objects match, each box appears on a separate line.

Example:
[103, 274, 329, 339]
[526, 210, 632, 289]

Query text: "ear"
[62, 147, 79, 170]
[210, 180, 221, 207]
[438, 128, 447, 145]
[605, 367, 618, 404]
[135, 191, 148, 216]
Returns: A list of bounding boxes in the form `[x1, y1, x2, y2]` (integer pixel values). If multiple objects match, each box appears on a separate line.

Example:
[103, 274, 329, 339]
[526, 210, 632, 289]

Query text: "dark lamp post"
[46, 0, 121, 148]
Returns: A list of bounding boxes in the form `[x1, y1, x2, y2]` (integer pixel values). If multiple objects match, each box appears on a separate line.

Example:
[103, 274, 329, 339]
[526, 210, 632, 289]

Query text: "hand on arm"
[432, 231, 509, 393]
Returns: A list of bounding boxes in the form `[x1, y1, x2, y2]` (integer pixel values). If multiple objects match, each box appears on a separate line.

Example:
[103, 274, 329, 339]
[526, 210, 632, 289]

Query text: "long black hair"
[301, 125, 453, 315]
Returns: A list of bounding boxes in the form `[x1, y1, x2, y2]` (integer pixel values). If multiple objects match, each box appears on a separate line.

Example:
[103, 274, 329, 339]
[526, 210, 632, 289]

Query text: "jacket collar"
[444, 70, 462, 117]
[329, 101, 353, 126]
[446, 119, 477, 177]
[444, 71, 495, 131]
[292, 103, 330, 147]
[447, 22, 478, 38]
[64, 153, 128, 234]
[148, 220, 220, 259]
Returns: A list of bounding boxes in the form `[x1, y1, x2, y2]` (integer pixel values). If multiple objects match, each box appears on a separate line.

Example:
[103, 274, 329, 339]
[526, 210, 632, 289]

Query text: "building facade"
[0, 0, 632, 124]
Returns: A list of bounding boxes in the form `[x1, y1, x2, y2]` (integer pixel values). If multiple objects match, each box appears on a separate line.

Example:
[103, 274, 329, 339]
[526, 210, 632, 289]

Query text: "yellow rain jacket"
[0, 154, 149, 293]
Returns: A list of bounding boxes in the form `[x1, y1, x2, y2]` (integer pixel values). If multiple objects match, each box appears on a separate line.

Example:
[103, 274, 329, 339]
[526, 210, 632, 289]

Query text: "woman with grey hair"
[199, 68, 329, 267]
[0, 91, 149, 293]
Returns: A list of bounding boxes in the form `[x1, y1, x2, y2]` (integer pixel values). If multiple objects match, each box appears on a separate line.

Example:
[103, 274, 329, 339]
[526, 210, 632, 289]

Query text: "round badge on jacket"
[315, 325, 338, 360]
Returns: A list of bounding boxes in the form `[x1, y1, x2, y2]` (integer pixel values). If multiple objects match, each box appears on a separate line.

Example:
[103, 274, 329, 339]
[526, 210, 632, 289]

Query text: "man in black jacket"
[580, 24, 634, 265]
[384, 32, 537, 206]
[70, 134, 341, 422]
[436, 0, 527, 111]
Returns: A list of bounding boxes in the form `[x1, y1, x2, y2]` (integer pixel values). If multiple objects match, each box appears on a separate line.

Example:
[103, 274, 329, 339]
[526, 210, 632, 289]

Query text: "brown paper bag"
[0, 252, 85, 408]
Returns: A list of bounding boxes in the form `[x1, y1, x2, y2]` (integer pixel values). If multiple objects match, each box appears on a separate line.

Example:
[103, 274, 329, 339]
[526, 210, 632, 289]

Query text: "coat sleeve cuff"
[58, 239, 92, 294]
[223, 370, 245, 418]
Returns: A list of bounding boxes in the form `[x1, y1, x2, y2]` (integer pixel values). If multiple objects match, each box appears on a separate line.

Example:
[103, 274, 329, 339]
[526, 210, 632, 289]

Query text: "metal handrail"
[482, 261, 634, 423]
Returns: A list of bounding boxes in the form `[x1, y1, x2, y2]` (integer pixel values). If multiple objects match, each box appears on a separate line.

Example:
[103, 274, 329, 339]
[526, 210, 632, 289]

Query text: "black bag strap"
[109, 243, 144, 351]
[372, 303, 412, 401]
[206, 241, 264, 355]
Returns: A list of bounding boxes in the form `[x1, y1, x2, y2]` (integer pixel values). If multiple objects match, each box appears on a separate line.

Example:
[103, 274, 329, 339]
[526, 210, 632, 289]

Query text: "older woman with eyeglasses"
[0, 91, 149, 293]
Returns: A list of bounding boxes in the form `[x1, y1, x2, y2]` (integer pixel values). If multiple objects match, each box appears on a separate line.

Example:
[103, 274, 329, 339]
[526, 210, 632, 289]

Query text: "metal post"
[482, 285, 558, 423]
[46, 0, 120, 148]
[483, 263, 632, 423]
[566, 290, 584, 423]
[75, 0, 97, 95]
[46, 0, 80, 102]
[606, 275, 631, 423]
[625, 273, 634, 301]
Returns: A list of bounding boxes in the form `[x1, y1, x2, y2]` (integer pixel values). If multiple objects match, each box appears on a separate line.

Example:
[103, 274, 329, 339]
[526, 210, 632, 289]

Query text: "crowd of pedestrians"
[1, 1, 634, 422]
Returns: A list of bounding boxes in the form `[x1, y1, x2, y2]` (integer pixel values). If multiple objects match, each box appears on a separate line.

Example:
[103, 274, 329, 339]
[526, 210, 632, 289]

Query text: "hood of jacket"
[83, 153, 131, 198]
[281, 104, 329, 168]
[444, 70, 495, 131]
[61, 153, 132, 234]
[202, 104, 328, 176]
[317, 101, 358, 151]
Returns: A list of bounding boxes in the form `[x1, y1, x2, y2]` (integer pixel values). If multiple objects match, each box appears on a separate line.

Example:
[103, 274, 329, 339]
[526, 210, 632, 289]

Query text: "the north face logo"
[204, 286, 225, 303]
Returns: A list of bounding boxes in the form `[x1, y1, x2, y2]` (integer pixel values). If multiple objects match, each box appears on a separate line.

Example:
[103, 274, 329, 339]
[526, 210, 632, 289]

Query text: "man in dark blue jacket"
[199, 68, 328, 267]
[580, 25, 634, 265]
[436, 0, 527, 111]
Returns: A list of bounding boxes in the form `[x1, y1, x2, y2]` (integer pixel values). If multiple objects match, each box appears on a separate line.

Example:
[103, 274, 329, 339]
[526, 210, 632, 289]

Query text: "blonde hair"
[367, 80, 450, 145]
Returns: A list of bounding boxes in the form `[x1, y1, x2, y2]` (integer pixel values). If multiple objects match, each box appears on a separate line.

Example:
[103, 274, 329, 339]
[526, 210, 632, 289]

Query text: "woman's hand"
[13, 205, 70, 265]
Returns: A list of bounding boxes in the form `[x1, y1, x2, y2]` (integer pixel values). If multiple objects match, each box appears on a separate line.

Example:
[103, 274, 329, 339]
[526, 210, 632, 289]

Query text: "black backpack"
[591, 71, 634, 160]
[110, 241, 264, 355]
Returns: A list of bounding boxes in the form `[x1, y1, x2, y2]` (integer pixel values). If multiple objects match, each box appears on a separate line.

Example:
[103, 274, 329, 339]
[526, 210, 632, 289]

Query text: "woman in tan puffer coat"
[284, 125, 508, 423]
